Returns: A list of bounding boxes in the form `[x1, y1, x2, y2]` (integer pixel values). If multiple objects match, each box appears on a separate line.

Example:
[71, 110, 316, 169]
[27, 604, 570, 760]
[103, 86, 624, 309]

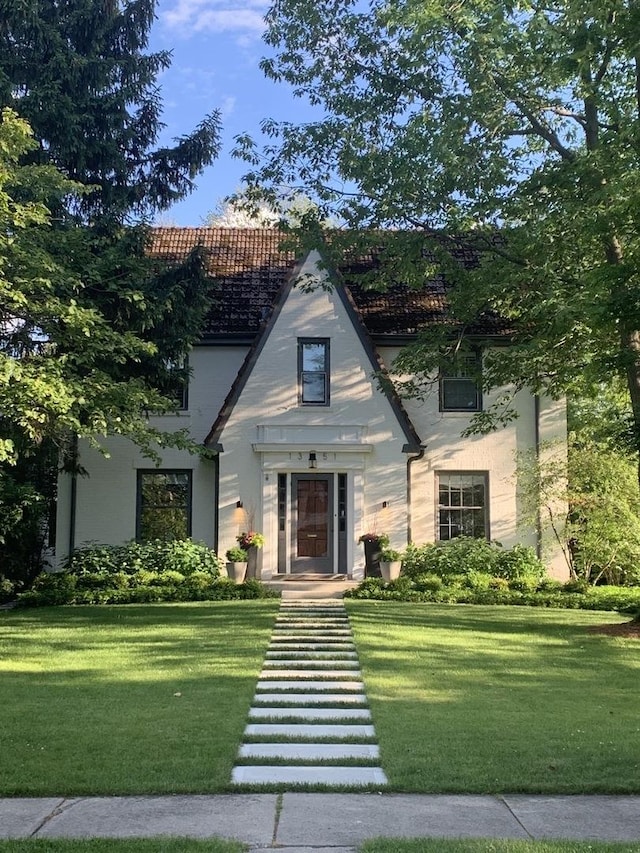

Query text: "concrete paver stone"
[256, 680, 364, 691]
[252, 693, 367, 704]
[232, 767, 388, 786]
[238, 743, 380, 759]
[248, 707, 372, 720]
[259, 669, 362, 679]
[243, 723, 376, 738]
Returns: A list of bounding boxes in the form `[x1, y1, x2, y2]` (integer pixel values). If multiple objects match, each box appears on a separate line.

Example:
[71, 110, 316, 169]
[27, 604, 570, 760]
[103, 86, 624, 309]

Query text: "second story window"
[299, 338, 330, 405]
[439, 350, 482, 412]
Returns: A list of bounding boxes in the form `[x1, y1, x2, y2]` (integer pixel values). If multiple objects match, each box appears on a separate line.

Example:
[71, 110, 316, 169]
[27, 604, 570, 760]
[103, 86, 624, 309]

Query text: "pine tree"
[0, 0, 221, 222]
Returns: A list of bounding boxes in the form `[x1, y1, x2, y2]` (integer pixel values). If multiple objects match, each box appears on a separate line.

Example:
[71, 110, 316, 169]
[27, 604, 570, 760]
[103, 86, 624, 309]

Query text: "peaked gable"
[204, 249, 422, 453]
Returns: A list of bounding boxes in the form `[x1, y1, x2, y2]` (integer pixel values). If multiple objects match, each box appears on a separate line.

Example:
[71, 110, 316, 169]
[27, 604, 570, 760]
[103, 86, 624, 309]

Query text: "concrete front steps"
[231, 600, 388, 789]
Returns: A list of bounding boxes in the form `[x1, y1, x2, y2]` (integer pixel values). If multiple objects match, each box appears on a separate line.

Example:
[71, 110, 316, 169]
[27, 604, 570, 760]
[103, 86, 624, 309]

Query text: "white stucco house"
[55, 228, 568, 579]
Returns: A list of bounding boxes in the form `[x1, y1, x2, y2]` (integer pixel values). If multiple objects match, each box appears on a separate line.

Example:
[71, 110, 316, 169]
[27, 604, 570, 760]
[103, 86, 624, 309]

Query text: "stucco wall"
[54, 346, 246, 563]
[216, 253, 411, 572]
[379, 344, 568, 578]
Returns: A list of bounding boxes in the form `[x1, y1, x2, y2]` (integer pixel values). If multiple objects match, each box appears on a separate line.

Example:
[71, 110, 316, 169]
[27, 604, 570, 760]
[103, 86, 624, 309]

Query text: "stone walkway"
[231, 599, 388, 787]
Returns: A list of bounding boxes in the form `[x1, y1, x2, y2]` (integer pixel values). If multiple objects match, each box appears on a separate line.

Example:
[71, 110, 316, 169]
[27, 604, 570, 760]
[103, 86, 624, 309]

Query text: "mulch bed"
[587, 619, 640, 639]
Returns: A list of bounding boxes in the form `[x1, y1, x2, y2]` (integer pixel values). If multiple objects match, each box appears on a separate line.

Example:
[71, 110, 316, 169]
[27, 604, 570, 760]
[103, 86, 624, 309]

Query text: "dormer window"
[299, 338, 330, 406]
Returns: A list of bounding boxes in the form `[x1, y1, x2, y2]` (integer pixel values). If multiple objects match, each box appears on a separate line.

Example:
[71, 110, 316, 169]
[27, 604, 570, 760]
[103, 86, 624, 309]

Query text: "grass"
[0, 601, 278, 796]
[0, 843, 245, 853]
[361, 842, 640, 853]
[346, 602, 640, 794]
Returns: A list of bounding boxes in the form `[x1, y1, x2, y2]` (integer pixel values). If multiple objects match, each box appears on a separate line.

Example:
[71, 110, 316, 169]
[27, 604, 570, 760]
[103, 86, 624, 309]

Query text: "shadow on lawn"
[344, 602, 640, 793]
[0, 602, 280, 796]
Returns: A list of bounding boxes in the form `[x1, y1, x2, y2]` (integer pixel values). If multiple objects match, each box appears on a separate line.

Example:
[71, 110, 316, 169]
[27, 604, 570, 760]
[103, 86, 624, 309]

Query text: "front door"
[291, 474, 333, 573]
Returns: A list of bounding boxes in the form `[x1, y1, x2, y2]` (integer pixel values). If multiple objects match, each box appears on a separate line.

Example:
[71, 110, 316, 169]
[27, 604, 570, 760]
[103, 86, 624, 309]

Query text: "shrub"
[494, 544, 546, 587]
[17, 539, 233, 607]
[67, 539, 223, 578]
[400, 538, 548, 594]
[225, 546, 248, 562]
[345, 575, 640, 613]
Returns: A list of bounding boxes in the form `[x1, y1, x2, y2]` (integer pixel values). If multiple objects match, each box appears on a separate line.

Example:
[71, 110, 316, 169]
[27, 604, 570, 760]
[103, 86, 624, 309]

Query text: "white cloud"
[162, 0, 268, 38]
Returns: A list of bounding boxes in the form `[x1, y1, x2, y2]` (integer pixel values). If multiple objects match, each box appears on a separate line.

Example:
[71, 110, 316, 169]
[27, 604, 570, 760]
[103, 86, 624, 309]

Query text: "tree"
[0, 1, 222, 592]
[0, 108, 215, 597]
[237, 0, 640, 472]
[0, 0, 221, 223]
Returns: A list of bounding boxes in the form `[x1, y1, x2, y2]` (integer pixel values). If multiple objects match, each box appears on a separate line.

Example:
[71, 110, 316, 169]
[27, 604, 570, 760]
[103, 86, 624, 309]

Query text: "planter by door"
[226, 561, 247, 584]
[380, 560, 402, 582]
[246, 545, 260, 580]
[363, 538, 382, 578]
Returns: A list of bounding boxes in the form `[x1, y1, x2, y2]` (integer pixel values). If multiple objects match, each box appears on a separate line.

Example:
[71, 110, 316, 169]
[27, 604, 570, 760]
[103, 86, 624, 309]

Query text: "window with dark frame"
[136, 470, 192, 541]
[439, 351, 481, 412]
[163, 356, 189, 411]
[437, 472, 488, 541]
[298, 338, 330, 405]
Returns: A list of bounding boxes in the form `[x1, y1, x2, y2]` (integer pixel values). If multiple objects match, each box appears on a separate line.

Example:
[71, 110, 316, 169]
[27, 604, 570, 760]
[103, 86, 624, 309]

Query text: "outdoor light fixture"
[236, 500, 243, 508]
[308, 452, 317, 469]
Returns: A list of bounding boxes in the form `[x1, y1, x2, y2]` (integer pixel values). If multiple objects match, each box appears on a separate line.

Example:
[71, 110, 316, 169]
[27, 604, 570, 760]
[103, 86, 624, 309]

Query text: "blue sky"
[150, 0, 313, 225]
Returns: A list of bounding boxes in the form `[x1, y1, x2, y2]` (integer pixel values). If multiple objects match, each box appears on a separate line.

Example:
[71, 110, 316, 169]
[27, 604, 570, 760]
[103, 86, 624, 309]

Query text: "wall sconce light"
[236, 500, 243, 509]
[382, 501, 388, 508]
[308, 451, 317, 470]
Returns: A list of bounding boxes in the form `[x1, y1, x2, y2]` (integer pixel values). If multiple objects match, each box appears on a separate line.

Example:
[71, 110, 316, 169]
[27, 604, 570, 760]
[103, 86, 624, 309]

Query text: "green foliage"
[66, 539, 224, 577]
[0, 0, 221, 223]
[225, 546, 249, 562]
[380, 547, 403, 562]
[16, 538, 281, 605]
[518, 433, 640, 586]
[240, 0, 640, 463]
[347, 535, 640, 610]
[12, 539, 282, 606]
[236, 531, 265, 548]
[401, 537, 546, 587]
[0, 0, 222, 591]
[346, 576, 640, 613]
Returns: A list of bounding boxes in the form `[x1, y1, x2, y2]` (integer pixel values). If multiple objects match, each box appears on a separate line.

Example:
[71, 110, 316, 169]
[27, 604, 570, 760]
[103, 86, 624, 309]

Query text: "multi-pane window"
[437, 472, 488, 540]
[439, 351, 481, 412]
[299, 339, 329, 405]
[136, 471, 192, 541]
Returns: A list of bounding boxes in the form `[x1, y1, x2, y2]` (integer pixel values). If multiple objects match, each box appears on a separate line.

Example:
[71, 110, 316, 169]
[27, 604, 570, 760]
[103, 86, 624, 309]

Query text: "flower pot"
[362, 538, 382, 577]
[380, 560, 402, 582]
[246, 544, 261, 580]
[226, 561, 247, 584]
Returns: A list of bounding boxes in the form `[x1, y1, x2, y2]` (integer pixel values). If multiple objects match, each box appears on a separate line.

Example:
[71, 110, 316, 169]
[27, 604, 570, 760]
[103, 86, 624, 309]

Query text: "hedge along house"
[55, 227, 568, 579]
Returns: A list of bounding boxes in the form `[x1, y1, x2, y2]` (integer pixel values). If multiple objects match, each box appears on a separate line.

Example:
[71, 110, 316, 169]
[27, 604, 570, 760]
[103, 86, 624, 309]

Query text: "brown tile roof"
[149, 227, 508, 339]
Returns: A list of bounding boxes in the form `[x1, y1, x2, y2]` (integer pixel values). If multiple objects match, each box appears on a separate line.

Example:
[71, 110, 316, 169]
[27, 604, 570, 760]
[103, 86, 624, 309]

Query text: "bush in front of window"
[15, 539, 279, 605]
[401, 537, 545, 589]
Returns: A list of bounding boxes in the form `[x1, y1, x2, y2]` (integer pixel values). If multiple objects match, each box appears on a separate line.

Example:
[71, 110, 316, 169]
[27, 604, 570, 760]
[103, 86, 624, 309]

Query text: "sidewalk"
[2, 793, 640, 849]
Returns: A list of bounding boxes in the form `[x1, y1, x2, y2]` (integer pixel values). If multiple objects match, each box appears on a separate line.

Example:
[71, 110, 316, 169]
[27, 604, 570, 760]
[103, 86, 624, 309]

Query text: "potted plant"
[379, 547, 403, 582]
[225, 546, 248, 584]
[237, 531, 265, 579]
[359, 532, 389, 578]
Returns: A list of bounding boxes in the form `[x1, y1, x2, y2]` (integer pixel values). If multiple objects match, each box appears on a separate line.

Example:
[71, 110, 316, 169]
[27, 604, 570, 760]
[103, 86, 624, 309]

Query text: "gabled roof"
[149, 227, 509, 340]
[203, 246, 424, 453]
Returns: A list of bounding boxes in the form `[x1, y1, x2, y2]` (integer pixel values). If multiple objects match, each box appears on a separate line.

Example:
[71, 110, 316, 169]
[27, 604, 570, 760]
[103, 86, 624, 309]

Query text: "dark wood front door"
[291, 474, 333, 573]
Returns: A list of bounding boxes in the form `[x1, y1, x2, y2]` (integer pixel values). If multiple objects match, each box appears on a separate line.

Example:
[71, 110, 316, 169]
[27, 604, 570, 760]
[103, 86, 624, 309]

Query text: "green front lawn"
[0, 601, 278, 796]
[347, 602, 640, 793]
